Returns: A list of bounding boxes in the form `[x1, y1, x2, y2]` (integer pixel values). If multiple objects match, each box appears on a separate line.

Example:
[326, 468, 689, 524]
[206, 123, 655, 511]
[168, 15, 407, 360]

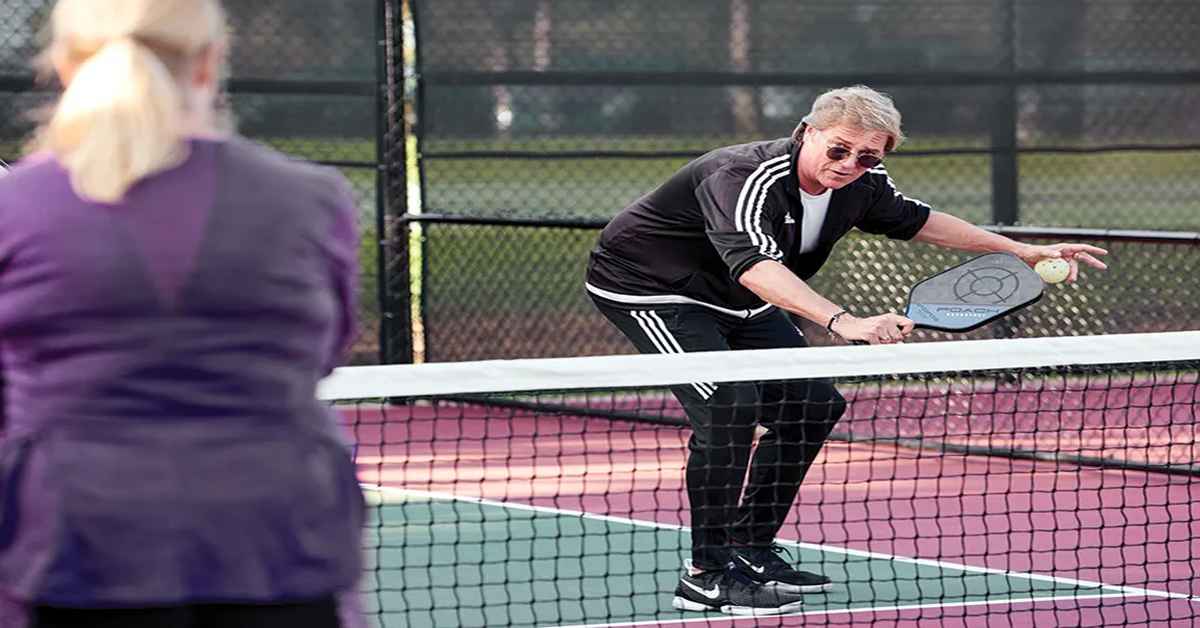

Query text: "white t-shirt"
[798, 187, 832, 254]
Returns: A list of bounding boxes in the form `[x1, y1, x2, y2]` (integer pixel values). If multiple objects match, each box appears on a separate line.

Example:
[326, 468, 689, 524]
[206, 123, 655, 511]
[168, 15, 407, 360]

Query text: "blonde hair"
[793, 85, 906, 152]
[32, 0, 227, 202]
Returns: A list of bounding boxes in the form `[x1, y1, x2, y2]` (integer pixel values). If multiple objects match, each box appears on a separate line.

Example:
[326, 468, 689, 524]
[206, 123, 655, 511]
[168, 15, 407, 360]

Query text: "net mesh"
[325, 332, 1200, 627]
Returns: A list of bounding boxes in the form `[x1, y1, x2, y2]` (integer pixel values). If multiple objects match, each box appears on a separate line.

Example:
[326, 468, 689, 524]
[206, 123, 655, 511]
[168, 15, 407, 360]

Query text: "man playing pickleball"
[585, 85, 1107, 615]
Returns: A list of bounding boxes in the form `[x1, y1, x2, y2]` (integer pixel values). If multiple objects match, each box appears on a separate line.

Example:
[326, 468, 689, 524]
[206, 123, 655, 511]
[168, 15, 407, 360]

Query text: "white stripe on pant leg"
[643, 310, 717, 396]
[635, 310, 716, 399]
[629, 310, 713, 399]
[630, 309, 673, 355]
[630, 310, 715, 397]
[643, 312, 715, 401]
[643, 310, 686, 353]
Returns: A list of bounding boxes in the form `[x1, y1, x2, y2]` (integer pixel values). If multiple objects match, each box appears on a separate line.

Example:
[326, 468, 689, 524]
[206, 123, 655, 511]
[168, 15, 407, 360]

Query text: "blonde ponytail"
[45, 37, 184, 203]
[30, 0, 228, 203]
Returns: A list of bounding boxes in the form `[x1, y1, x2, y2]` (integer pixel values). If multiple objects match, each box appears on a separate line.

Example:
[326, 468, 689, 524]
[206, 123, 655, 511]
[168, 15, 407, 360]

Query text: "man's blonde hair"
[31, 0, 228, 202]
[792, 85, 905, 152]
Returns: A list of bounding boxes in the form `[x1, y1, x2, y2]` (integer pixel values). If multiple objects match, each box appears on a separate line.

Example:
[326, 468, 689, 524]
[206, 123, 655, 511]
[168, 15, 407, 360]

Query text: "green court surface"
[358, 488, 1128, 628]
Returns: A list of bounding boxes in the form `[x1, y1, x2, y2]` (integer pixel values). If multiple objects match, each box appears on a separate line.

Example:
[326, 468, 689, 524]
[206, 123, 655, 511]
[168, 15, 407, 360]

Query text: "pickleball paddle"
[904, 252, 1043, 333]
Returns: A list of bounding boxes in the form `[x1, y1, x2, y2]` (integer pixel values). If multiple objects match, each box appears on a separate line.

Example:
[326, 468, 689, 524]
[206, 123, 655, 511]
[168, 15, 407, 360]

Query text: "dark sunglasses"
[824, 144, 883, 169]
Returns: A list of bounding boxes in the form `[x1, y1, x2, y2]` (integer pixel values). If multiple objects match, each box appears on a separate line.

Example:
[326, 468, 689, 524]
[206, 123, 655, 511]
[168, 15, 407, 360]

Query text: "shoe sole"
[765, 580, 833, 594]
[672, 596, 804, 615]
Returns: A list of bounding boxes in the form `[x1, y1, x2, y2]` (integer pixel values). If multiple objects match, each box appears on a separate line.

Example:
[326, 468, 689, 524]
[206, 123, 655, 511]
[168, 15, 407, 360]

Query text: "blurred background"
[2, 0, 1198, 365]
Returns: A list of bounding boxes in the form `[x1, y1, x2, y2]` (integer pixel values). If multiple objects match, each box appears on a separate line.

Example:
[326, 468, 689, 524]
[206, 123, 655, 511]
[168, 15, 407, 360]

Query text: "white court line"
[362, 484, 1196, 605]
[551, 592, 1135, 628]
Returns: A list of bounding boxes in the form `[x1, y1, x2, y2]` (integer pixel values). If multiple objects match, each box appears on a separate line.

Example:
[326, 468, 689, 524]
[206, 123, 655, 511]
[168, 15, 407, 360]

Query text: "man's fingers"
[1053, 242, 1108, 256]
[872, 316, 912, 343]
[1040, 243, 1108, 264]
[853, 314, 915, 344]
[1061, 252, 1107, 282]
[1074, 252, 1108, 269]
[1066, 243, 1108, 256]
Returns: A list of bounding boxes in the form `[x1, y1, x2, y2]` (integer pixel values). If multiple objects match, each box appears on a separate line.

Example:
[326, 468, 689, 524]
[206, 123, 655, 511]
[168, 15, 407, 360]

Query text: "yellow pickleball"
[1035, 258, 1070, 284]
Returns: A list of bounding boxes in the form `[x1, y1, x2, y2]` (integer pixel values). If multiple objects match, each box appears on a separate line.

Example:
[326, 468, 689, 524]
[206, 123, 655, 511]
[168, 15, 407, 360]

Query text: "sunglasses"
[824, 144, 883, 169]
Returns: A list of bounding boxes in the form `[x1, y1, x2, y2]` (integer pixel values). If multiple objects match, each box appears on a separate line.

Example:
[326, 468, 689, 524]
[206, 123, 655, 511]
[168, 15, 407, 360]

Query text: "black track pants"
[590, 297, 847, 570]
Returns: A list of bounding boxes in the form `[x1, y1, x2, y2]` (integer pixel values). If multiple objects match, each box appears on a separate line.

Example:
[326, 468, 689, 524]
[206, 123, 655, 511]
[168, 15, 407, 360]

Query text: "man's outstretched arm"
[913, 211, 1108, 282]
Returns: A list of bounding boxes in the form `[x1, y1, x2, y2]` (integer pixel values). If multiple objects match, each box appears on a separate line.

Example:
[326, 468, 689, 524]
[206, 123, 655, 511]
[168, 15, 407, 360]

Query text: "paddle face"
[905, 252, 1043, 332]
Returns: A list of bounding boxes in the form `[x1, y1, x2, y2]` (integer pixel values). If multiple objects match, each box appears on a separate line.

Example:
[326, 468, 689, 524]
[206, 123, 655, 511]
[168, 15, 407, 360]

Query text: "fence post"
[991, 0, 1019, 226]
[991, 91, 1019, 226]
[378, 0, 413, 364]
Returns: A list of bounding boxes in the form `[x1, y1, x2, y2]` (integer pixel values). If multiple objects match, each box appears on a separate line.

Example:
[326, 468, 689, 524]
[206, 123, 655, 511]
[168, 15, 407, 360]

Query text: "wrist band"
[827, 310, 848, 333]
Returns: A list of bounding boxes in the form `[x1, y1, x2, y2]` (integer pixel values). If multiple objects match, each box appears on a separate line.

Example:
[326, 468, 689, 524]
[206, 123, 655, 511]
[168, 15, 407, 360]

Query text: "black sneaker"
[671, 560, 805, 616]
[732, 544, 833, 593]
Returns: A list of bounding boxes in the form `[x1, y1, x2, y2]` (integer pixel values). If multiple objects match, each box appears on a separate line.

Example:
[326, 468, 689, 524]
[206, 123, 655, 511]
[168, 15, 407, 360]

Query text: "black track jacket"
[586, 138, 931, 318]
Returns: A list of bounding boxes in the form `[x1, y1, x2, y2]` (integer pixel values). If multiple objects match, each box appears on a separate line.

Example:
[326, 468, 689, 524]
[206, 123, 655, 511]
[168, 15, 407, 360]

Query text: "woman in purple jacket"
[0, 1, 364, 626]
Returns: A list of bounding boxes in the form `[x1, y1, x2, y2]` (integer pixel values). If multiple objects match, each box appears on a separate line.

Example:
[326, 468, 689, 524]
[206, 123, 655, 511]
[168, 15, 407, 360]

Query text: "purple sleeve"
[0, 178, 8, 436]
[324, 178, 360, 373]
[0, 355, 5, 435]
[0, 592, 28, 628]
[337, 587, 368, 628]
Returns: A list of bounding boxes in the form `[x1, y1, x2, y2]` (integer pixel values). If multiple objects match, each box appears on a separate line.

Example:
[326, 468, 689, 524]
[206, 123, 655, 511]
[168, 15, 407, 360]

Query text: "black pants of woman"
[33, 597, 339, 628]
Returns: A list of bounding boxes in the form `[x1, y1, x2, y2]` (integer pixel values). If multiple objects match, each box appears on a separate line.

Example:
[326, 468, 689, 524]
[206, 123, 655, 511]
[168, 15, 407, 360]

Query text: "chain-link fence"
[4, 2, 1198, 364]
[398, 0, 1200, 362]
[0, 0, 399, 364]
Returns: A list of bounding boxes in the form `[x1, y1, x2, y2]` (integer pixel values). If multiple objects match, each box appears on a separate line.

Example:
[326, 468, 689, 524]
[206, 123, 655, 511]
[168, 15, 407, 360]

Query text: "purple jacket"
[0, 138, 364, 609]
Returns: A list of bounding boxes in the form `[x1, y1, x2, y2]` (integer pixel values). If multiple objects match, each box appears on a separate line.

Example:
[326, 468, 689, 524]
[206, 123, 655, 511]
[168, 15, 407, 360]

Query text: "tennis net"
[322, 331, 1200, 627]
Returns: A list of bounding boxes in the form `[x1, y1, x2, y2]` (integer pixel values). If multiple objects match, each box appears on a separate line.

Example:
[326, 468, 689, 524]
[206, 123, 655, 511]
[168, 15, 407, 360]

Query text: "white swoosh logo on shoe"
[737, 556, 766, 574]
[682, 579, 721, 600]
